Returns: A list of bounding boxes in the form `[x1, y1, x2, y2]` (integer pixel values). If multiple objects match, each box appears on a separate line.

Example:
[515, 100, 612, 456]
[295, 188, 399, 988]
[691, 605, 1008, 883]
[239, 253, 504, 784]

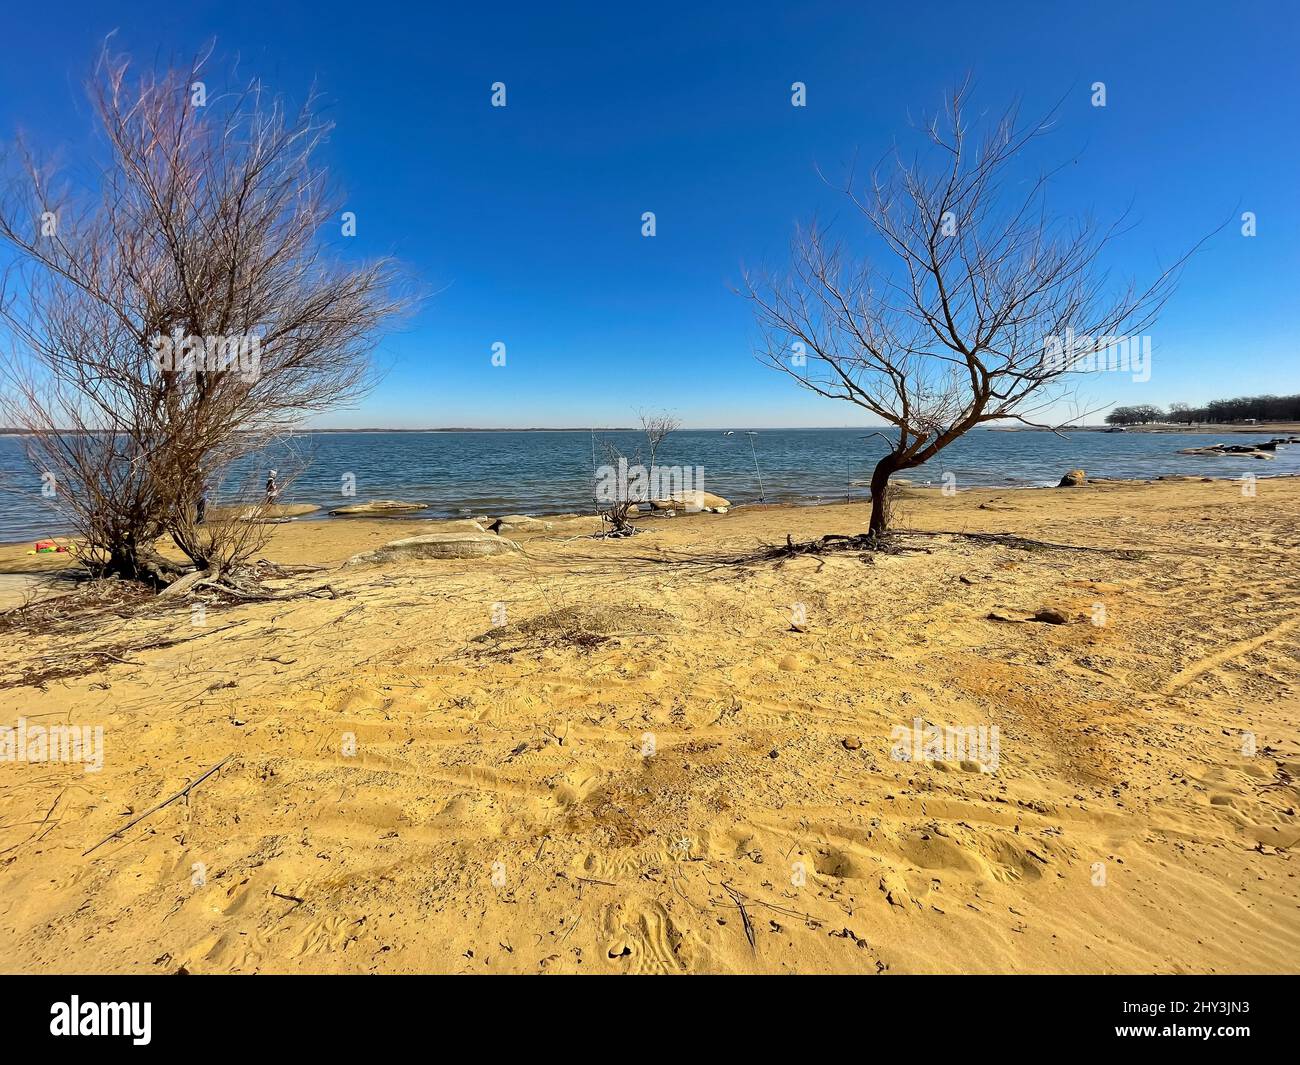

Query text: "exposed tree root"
[198, 574, 338, 602]
[156, 563, 340, 603]
[252, 559, 332, 576]
[759, 531, 904, 566]
[207, 578, 339, 602]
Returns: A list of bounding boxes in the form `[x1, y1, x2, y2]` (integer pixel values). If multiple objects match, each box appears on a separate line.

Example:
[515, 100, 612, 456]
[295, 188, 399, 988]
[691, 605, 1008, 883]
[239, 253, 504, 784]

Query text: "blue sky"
[2, 0, 1296, 428]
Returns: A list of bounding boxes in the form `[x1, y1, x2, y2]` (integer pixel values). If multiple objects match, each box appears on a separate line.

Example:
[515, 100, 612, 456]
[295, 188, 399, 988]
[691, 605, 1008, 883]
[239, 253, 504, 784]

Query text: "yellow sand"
[1, 477, 1297, 973]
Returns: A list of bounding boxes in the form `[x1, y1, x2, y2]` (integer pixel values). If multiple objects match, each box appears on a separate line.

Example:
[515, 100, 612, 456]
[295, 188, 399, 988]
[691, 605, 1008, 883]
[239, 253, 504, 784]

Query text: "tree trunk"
[101, 541, 182, 588]
[107, 543, 142, 581]
[868, 453, 899, 536]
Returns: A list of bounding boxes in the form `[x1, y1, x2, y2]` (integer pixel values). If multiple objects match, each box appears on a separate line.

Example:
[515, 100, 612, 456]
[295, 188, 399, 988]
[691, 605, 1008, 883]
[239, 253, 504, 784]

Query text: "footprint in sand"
[601, 896, 687, 974]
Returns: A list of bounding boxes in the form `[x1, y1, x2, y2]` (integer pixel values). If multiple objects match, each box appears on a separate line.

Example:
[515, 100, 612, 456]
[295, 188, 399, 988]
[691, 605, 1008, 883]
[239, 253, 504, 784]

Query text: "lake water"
[2, 427, 1295, 542]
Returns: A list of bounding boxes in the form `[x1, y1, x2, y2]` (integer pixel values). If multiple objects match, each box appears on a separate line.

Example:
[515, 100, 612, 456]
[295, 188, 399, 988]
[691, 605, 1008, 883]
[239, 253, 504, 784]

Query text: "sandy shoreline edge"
[4, 472, 1297, 558]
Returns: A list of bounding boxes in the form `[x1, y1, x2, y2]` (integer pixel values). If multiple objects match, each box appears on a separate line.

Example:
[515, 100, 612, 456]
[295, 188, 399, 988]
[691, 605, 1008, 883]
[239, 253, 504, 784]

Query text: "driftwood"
[758, 532, 902, 565]
[156, 568, 213, 599]
[253, 559, 331, 576]
[159, 566, 339, 603]
[83, 754, 235, 856]
[208, 578, 339, 602]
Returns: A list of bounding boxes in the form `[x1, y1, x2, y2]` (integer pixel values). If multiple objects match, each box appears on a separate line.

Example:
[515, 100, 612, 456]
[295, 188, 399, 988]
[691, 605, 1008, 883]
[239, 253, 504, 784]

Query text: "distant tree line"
[1105, 404, 1166, 425]
[1105, 394, 1300, 426]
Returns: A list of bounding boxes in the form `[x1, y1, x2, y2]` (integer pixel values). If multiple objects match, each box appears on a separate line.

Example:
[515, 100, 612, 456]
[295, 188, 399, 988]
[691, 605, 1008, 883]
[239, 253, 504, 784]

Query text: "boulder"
[487, 515, 554, 533]
[1056, 469, 1086, 487]
[346, 533, 520, 565]
[649, 491, 731, 512]
[265, 503, 321, 518]
[1177, 445, 1273, 460]
[207, 502, 321, 522]
[330, 499, 429, 516]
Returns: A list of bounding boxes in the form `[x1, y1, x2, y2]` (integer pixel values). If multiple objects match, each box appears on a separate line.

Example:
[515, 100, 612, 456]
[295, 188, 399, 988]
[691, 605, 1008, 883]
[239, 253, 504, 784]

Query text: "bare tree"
[0, 43, 407, 583]
[594, 441, 639, 537]
[637, 408, 681, 469]
[746, 85, 1207, 536]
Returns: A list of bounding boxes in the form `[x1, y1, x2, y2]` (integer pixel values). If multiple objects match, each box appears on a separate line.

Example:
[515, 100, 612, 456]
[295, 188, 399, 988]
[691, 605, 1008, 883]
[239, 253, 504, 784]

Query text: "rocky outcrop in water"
[330, 500, 429, 515]
[1177, 444, 1274, 460]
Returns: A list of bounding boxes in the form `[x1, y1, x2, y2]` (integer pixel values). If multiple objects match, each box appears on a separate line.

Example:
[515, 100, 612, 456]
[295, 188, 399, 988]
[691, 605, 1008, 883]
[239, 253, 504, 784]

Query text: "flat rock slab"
[432, 519, 486, 532]
[347, 533, 520, 565]
[208, 503, 321, 522]
[488, 515, 554, 532]
[649, 491, 731, 512]
[330, 500, 430, 515]
[1178, 446, 1273, 460]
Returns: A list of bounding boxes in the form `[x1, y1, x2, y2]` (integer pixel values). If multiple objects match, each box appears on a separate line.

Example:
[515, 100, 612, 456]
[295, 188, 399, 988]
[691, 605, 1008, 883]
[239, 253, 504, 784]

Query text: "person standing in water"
[265, 470, 279, 505]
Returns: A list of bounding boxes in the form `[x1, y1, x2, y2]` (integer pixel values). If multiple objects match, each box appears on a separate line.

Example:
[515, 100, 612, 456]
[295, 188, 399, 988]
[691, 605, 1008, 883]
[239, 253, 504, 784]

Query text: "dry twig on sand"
[723, 883, 757, 952]
[83, 754, 235, 856]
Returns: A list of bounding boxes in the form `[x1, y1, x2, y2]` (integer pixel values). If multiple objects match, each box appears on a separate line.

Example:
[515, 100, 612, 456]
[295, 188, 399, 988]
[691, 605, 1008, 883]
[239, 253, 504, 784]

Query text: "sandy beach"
[0, 476, 1296, 974]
